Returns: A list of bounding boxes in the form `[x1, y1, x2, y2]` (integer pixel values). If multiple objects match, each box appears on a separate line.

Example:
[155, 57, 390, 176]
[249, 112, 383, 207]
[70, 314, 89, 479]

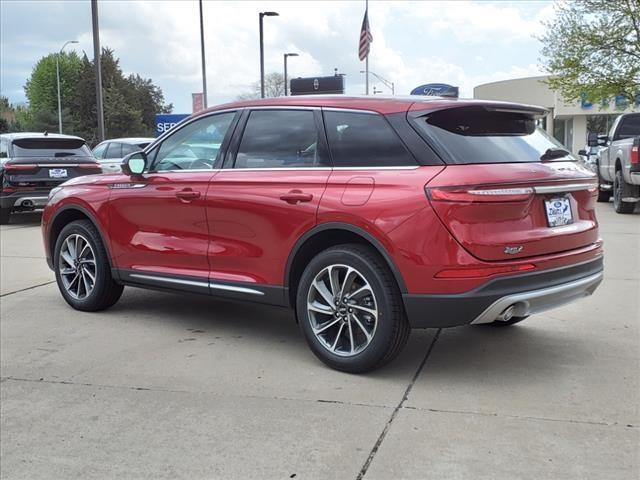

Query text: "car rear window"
[413, 106, 574, 164]
[615, 114, 640, 140]
[11, 138, 91, 158]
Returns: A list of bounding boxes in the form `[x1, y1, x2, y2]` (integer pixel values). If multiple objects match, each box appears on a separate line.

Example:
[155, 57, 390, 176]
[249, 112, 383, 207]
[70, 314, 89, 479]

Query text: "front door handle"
[176, 189, 201, 201]
[280, 190, 313, 204]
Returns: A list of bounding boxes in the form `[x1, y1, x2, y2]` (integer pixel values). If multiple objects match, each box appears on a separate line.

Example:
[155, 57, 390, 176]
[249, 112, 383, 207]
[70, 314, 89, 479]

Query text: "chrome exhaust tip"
[496, 305, 516, 322]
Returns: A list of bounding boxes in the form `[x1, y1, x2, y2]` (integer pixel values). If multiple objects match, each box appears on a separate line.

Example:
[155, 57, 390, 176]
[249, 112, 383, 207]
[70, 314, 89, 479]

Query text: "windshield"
[11, 138, 92, 158]
[413, 106, 575, 164]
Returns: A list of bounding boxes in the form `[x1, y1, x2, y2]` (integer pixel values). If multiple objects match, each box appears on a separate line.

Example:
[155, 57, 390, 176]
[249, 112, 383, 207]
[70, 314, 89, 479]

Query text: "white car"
[92, 137, 154, 173]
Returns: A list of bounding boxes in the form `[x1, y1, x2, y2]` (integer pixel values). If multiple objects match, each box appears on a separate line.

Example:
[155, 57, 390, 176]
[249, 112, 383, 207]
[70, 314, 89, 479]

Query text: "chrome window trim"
[321, 107, 378, 115]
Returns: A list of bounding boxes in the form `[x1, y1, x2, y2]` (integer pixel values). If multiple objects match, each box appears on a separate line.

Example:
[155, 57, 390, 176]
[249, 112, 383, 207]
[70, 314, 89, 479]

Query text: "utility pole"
[91, 0, 105, 142]
[199, 0, 208, 108]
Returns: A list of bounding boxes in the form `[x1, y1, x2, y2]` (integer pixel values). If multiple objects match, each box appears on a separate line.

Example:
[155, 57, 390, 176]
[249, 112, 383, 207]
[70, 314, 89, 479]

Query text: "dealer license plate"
[49, 168, 68, 178]
[544, 196, 573, 227]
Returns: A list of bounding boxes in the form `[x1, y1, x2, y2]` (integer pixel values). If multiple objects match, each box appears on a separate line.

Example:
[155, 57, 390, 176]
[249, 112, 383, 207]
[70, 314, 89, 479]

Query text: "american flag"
[358, 10, 373, 61]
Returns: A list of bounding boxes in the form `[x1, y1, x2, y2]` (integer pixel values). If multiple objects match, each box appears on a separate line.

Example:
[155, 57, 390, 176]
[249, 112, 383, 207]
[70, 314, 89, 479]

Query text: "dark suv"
[42, 96, 603, 372]
[0, 133, 101, 224]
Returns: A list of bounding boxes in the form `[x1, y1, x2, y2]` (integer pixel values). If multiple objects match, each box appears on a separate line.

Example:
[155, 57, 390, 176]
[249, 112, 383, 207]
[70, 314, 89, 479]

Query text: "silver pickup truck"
[592, 112, 640, 214]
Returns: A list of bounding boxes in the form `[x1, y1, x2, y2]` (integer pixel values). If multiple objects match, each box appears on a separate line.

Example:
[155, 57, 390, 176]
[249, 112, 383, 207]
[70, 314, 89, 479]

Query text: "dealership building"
[474, 75, 639, 155]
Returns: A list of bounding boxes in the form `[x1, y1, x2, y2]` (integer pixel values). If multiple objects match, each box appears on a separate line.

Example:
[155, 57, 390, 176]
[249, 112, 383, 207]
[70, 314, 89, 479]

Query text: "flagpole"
[365, 0, 369, 95]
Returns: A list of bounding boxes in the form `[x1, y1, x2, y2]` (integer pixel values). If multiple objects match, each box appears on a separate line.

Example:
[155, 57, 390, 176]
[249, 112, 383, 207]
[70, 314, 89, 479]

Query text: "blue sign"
[155, 114, 189, 137]
[410, 83, 459, 98]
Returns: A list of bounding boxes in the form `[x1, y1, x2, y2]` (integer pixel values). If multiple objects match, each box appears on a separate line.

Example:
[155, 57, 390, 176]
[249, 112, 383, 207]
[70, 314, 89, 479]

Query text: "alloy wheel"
[307, 264, 378, 357]
[59, 234, 97, 300]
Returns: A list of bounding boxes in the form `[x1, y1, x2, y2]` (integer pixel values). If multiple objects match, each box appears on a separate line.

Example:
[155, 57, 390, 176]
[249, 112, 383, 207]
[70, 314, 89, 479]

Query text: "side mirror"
[121, 151, 146, 176]
[578, 149, 587, 157]
[587, 132, 598, 147]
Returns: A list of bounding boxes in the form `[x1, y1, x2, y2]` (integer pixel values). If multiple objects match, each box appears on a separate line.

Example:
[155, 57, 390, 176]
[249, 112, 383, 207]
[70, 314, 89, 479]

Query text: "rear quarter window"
[323, 111, 416, 167]
[413, 106, 573, 164]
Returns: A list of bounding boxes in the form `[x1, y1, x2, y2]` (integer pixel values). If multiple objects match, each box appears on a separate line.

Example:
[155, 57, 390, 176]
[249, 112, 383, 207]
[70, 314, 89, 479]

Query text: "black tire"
[296, 244, 410, 373]
[596, 162, 612, 202]
[0, 208, 11, 225]
[54, 219, 124, 311]
[482, 315, 529, 327]
[613, 169, 636, 214]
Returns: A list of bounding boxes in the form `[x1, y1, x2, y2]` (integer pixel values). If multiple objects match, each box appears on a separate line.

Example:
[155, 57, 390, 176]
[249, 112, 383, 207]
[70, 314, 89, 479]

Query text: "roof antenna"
[43, 130, 49, 136]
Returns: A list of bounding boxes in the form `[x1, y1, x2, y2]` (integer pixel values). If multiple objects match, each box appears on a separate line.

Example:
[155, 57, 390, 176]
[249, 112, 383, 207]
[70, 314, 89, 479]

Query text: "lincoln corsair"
[42, 96, 604, 372]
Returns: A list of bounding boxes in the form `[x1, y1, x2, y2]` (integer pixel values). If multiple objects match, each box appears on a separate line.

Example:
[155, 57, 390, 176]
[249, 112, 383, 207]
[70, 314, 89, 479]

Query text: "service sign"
[155, 114, 189, 137]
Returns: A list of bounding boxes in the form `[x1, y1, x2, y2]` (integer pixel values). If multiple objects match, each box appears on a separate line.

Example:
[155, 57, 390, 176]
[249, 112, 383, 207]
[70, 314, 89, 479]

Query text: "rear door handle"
[176, 189, 201, 201]
[280, 190, 313, 204]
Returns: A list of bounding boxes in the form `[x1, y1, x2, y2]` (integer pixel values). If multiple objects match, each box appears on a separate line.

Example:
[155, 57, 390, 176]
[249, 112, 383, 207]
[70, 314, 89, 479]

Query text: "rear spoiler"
[409, 101, 549, 118]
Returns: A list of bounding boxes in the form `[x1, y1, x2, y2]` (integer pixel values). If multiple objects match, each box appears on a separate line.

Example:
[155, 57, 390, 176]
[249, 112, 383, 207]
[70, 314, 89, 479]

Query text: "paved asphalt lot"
[1, 204, 638, 479]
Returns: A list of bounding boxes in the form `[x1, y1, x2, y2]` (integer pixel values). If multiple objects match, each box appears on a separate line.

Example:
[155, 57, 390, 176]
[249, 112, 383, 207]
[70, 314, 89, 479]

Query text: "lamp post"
[360, 70, 394, 95]
[259, 11, 279, 98]
[199, 0, 208, 109]
[56, 40, 78, 134]
[283, 53, 298, 96]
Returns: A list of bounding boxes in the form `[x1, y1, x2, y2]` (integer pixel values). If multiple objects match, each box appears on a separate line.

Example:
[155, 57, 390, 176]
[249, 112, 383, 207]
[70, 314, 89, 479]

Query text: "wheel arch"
[285, 222, 407, 308]
[48, 205, 114, 270]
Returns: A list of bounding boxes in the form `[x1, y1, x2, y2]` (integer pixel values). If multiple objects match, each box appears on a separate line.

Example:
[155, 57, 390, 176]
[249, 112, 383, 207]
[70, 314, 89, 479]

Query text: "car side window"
[0, 138, 7, 158]
[151, 112, 236, 172]
[324, 111, 416, 167]
[235, 110, 327, 168]
[121, 143, 139, 156]
[93, 143, 107, 159]
[104, 142, 122, 159]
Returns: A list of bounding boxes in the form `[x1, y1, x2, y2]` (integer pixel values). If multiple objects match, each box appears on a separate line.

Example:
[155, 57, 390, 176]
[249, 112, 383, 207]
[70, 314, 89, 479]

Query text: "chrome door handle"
[279, 190, 313, 204]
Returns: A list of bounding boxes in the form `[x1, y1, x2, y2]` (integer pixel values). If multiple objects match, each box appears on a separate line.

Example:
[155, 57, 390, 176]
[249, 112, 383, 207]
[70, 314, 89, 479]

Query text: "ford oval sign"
[410, 83, 459, 98]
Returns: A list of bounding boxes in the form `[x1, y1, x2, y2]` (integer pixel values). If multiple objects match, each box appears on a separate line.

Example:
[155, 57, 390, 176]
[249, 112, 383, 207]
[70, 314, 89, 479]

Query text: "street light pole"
[56, 40, 78, 134]
[199, 0, 208, 109]
[259, 11, 279, 98]
[360, 70, 394, 95]
[283, 53, 298, 96]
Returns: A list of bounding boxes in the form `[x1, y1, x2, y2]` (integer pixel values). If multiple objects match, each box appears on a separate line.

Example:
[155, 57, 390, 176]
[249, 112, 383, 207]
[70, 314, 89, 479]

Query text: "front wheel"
[296, 244, 410, 373]
[54, 220, 124, 311]
[613, 170, 636, 214]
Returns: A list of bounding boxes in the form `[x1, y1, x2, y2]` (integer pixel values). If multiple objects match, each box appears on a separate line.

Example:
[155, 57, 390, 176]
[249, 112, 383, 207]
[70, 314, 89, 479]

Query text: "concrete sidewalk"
[1, 204, 638, 479]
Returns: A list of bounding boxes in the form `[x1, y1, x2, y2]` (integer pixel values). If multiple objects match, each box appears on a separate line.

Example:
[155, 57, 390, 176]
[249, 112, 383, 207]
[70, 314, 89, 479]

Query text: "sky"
[0, 0, 556, 113]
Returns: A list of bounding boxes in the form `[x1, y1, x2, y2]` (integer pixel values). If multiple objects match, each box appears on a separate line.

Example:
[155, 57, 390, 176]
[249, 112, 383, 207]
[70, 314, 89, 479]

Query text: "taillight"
[435, 263, 536, 279]
[4, 164, 38, 172]
[426, 186, 534, 203]
[631, 145, 639, 165]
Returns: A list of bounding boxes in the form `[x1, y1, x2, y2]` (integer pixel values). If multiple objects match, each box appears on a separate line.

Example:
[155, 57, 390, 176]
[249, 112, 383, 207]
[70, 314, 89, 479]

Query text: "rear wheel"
[0, 208, 11, 225]
[54, 220, 124, 311]
[613, 169, 636, 214]
[296, 244, 410, 373]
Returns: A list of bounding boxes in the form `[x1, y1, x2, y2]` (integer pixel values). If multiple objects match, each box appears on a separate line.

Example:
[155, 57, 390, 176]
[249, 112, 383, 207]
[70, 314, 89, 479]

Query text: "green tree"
[540, 0, 640, 104]
[24, 51, 82, 115]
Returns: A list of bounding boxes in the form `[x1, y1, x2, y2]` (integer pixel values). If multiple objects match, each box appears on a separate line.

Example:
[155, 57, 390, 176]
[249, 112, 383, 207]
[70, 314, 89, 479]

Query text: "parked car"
[577, 144, 603, 174]
[0, 133, 101, 224]
[42, 96, 604, 372]
[92, 137, 154, 173]
[591, 112, 640, 213]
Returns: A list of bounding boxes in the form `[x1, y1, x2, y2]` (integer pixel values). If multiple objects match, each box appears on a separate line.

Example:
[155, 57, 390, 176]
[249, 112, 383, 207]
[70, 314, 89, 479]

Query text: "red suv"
[42, 96, 604, 372]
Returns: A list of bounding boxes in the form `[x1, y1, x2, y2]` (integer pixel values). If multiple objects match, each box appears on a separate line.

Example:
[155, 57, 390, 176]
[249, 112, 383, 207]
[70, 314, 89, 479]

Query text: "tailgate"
[426, 162, 599, 261]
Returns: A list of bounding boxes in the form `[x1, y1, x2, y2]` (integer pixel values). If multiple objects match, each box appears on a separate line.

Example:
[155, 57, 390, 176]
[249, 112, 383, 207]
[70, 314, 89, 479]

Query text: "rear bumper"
[402, 257, 604, 328]
[0, 192, 50, 209]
